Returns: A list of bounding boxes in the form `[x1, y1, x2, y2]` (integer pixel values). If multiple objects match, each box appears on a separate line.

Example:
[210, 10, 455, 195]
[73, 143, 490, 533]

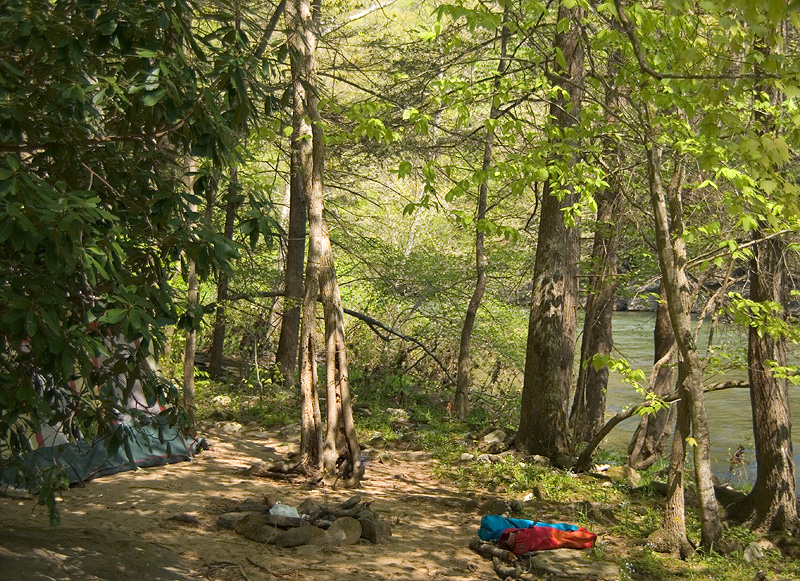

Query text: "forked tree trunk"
[454, 10, 508, 421]
[628, 283, 676, 468]
[517, 1, 583, 460]
[287, 0, 322, 473]
[288, 0, 361, 484]
[646, 142, 721, 551]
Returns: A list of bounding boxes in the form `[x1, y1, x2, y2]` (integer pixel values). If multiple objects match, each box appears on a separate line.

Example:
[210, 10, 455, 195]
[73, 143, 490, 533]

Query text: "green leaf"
[158, 11, 171, 31]
[142, 88, 166, 107]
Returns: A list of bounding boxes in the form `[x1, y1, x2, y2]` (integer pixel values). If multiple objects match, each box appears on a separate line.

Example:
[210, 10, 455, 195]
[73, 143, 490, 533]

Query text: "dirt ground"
[0, 425, 502, 581]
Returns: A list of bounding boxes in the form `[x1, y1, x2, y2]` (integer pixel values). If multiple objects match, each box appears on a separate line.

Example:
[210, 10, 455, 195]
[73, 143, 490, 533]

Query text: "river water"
[600, 311, 800, 489]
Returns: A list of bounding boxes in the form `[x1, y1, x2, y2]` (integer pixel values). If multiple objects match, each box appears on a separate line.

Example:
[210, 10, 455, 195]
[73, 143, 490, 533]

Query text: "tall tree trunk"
[287, 0, 322, 473]
[570, 47, 622, 445]
[727, 28, 797, 532]
[298, 205, 322, 471]
[275, 145, 307, 386]
[727, 229, 797, 531]
[646, 142, 721, 551]
[570, 184, 619, 444]
[517, 1, 583, 461]
[208, 170, 240, 380]
[289, 0, 361, 485]
[648, 362, 694, 558]
[454, 10, 509, 422]
[628, 283, 676, 468]
[182, 161, 199, 436]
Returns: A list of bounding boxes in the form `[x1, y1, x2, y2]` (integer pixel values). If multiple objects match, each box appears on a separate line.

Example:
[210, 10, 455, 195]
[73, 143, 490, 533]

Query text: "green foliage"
[0, 0, 275, 508]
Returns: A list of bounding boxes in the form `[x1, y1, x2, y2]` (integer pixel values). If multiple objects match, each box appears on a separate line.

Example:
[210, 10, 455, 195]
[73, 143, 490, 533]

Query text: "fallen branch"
[469, 537, 517, 561]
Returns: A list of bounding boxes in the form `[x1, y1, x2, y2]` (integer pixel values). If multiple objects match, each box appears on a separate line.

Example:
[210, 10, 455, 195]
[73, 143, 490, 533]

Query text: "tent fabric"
[0, 335, 195, 493]
[478, 514, 579, 541]
[498, 525, 597, 554]
[0, 420, 192, 491]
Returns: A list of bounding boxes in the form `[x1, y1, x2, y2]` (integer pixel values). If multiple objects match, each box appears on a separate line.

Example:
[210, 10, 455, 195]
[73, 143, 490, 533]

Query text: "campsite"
[2, 412, 800, 581]
[4, 1, 800, 579]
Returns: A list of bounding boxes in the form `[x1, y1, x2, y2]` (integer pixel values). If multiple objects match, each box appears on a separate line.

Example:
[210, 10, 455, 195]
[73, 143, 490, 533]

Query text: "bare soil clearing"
[1, 426, 504, 580]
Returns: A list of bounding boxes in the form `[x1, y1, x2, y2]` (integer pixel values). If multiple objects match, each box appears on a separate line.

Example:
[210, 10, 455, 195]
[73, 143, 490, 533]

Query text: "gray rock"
[482, 429, 508, 445]
[278, 423, 301, 440]
[744, 539, 776, 564]
[359, 517, 383, 544]
[478, 498, 510, 515]
[527, 549, 619, 580]
[459, 453, 475, 462]
[217, 511, 258, 530]
[323, 517, 362, 546]
[379, 520, 393, 539]
[274, 524, 325, 548]
[235, 513, 280, 544]
[368, 435, 386, 449]
[217, 421, 243, 434]
[355, 509, 375, 520]
[508, 499, 524, 514]
[744, 541, 765, 564]
[487, 441, 510, 454]
[523, 454, 551, 467]
[237, 497, 269, 512]
[297, 498, 322, 516]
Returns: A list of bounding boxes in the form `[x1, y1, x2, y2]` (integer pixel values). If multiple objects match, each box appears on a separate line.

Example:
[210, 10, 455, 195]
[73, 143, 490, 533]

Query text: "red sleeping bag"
[498, 525, 597, 554]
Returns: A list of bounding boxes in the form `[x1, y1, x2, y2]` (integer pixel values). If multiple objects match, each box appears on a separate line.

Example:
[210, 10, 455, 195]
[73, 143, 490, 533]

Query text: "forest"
[1, 0, 800, 570]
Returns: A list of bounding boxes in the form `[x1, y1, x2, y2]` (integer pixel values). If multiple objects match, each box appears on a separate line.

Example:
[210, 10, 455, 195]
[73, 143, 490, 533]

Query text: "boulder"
[478, 498, 510, 515]
[217, 511, 259, 530]
[359, 517, 383, 544]
[323, 517, 362, 546]
[235, 513, 280, 544]
[527, 549, 619, 580]
[482, 429, 508, 445]
[274, 524, 325, 548]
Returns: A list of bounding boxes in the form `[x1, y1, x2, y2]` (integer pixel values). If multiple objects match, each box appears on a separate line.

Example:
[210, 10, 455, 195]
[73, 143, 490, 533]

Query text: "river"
[600, 311, 800, 489]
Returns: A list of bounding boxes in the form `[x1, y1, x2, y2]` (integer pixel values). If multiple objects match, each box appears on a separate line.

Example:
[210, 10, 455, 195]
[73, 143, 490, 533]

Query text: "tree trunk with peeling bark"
[287, 0, 361, 485]
[646, 142, 720, 551]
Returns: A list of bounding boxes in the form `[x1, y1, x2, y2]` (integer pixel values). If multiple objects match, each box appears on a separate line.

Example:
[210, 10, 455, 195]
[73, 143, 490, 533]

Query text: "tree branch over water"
[573, 380, 749, 472]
